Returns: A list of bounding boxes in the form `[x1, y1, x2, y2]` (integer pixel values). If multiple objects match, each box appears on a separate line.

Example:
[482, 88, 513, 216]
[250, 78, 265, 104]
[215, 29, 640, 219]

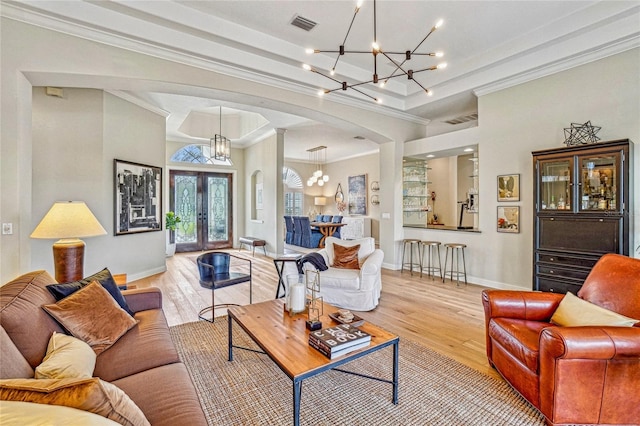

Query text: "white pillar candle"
[289, 283, 306, 313]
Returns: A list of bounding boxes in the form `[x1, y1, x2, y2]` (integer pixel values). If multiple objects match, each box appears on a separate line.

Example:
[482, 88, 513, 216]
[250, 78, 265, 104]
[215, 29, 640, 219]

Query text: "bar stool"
[401, 238, 421, 275]
[443, 243, 467, 286]
[419, 241, 442, 280]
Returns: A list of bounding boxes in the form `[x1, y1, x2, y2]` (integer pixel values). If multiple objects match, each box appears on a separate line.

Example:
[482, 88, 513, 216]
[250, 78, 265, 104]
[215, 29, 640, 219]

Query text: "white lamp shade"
[314, 197, 327, 206]
[323, 175, 330, 182]
[31, 201, 107, 239]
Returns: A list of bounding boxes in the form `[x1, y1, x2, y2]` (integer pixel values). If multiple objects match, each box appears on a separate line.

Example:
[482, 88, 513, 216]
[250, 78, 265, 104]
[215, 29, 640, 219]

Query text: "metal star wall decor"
[563, 121, 601, 146]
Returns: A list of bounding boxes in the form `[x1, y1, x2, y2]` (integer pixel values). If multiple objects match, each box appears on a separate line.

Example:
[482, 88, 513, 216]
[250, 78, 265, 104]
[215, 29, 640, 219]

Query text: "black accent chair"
[197, 252, 252, 322]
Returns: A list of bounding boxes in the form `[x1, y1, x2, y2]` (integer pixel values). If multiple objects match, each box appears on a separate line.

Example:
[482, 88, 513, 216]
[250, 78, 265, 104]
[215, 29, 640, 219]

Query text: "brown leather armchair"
[482, 254, 640, 426]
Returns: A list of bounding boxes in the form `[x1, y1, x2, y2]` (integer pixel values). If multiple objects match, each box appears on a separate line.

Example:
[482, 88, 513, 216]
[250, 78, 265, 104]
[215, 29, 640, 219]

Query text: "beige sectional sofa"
[0, 270, 207, 425]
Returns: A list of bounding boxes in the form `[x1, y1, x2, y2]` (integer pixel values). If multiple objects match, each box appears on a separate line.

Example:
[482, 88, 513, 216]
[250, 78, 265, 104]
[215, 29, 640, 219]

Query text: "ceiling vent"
[444, 113, 478, 125]
[291, 15, 317, 32]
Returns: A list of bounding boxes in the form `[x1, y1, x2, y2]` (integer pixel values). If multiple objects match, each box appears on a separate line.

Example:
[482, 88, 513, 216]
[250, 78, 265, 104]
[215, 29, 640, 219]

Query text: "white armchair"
[303, 236, 383, 311]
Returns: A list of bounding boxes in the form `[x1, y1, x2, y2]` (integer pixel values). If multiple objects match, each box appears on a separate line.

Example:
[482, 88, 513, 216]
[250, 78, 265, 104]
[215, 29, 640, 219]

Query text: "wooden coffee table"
[227, 299, 399, 426]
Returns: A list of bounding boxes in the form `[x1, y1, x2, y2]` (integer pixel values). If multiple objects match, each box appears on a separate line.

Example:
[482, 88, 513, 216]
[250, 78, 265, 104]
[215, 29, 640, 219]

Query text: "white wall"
[403, 48, 639, 290]
[31, 88, 167, 280]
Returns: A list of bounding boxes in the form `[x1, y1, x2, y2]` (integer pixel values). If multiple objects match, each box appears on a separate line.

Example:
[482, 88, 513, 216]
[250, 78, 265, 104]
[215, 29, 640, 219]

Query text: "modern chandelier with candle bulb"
[303, 0, 446, 103]
[306, 146, 329, 187]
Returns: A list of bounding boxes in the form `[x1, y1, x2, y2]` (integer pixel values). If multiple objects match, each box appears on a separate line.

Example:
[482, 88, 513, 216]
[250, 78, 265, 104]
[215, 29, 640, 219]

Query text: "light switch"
[382, 213, 391, 219]
[2, 223, 13, 235]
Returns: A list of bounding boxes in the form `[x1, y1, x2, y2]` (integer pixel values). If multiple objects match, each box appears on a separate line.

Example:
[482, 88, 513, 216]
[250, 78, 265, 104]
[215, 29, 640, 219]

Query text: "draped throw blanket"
[296, 253, 328, 274]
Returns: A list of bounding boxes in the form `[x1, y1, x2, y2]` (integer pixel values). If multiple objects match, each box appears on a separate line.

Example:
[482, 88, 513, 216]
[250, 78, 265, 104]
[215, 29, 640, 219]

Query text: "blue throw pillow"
[46, 268, 134, 316]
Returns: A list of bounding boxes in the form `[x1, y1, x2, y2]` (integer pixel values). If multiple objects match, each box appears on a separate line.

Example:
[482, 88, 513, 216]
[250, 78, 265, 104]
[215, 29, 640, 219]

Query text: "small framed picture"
[498, 174, 520, 202]
[497, 206, 519, 233]
[348, 174, 367, 215]
[255, 183, 263, 210]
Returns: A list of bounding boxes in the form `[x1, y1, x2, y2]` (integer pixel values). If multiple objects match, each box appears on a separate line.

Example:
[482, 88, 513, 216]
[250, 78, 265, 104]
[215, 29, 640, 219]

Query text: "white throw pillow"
[35, 332, 96, 379]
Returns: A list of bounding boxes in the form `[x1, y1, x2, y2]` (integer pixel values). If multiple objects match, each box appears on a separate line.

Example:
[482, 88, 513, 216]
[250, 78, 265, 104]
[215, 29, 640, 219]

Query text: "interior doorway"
[169, 171, 233, 252]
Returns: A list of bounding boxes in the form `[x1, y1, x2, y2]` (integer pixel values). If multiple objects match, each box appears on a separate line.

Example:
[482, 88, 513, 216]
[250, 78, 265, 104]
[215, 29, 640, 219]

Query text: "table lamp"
[31, 201, 107, 283]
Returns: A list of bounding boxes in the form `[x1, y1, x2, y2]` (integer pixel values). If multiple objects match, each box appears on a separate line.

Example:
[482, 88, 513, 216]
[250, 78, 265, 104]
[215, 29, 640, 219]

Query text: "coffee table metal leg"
[392, 340, 399, 404]
[228, 317, 233, 362]
[293, 378, 302, 426]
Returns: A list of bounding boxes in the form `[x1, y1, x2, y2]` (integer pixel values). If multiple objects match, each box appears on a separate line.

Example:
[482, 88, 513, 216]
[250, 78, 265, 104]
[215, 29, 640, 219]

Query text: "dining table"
[309, 221, 346, 248]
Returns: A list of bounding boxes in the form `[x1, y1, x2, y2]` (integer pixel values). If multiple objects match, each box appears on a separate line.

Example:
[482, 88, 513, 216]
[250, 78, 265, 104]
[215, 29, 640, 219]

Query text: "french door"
[170, 171, 233, 252]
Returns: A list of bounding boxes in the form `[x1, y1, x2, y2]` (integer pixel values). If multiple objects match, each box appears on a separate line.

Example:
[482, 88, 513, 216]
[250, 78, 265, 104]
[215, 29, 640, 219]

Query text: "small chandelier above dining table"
[307, 146, 329, 187]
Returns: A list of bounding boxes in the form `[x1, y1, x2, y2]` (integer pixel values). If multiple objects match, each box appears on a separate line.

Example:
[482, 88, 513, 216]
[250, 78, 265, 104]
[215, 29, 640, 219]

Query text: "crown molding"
[104, 90, 170, 117]
[473, 35, 639, 98]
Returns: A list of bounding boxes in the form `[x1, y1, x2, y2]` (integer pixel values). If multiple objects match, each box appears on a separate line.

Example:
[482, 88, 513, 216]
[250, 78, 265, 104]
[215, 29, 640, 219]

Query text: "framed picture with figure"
[348, 174, 367, 215]
[114, 159, 162, 235]
[498, 174, 520, 202]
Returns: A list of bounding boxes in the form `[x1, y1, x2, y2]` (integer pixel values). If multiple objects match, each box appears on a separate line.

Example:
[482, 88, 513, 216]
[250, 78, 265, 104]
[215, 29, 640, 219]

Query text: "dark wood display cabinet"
[532, 139, 632, 294]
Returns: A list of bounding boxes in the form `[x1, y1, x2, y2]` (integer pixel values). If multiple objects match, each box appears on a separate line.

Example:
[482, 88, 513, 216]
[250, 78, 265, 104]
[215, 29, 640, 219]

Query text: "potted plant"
[165, 211, 181, 257]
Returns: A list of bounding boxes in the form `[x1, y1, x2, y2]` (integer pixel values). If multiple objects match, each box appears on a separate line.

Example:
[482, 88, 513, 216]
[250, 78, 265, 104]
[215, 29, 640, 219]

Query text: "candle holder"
[305, 270, 323, 330]
[285, 274, 307, 316]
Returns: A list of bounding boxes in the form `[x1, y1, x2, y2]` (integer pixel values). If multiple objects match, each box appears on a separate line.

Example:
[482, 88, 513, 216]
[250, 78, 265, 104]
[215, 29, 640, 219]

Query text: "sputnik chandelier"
[306, 145, 329, 187]
[303, 0, 446, 103]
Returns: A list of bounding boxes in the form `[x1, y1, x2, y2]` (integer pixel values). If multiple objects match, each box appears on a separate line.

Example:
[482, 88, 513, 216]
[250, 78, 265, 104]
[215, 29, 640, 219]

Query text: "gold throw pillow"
[0, 377, 149, 426]
[332, 243, 361, 270]
[42, 281, 138, 355]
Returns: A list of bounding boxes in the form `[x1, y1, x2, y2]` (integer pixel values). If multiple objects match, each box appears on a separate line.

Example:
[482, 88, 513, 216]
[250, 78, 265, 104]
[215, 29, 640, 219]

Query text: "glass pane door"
[205, 175, 230, 244]
[579, 153, 619, 212]
[174, 174, 198, 247]
[539, 159, 572, 211]
[170, 171, 232, 252]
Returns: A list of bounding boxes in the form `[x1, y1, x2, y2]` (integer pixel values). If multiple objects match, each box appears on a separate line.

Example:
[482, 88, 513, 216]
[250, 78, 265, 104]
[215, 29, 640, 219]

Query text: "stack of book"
[309, 324, 371, 359]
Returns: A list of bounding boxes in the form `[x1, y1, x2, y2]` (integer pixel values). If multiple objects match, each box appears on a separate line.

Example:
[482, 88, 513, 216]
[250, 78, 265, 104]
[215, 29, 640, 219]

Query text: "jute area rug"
[169, 318, 545, 426]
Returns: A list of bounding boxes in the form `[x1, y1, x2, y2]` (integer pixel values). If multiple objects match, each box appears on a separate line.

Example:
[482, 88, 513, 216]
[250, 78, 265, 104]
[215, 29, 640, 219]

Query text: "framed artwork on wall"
[114, 159, 162, 235]
[348, 174, 367, 215]
[255, 183, 264, 210]
[498, 174, 520, 201]
[497, 206, 519, 233]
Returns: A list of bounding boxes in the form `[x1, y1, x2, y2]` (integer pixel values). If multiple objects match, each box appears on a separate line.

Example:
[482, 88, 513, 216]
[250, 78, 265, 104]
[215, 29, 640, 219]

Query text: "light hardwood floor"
[130, 249, 500, 380]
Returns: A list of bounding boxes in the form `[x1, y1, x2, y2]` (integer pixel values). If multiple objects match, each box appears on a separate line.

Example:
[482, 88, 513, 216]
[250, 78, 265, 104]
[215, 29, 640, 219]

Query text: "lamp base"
[52, 238, 85, 283]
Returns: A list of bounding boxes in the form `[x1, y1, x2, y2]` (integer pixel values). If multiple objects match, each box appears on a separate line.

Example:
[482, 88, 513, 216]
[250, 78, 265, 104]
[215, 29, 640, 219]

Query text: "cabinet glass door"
[579, 152, 619, 212]
[540, 159, 572, 211]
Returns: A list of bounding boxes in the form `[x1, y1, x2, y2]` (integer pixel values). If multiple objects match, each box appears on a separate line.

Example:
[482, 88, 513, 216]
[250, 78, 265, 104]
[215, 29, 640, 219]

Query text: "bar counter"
[404, 224, 481, 233]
